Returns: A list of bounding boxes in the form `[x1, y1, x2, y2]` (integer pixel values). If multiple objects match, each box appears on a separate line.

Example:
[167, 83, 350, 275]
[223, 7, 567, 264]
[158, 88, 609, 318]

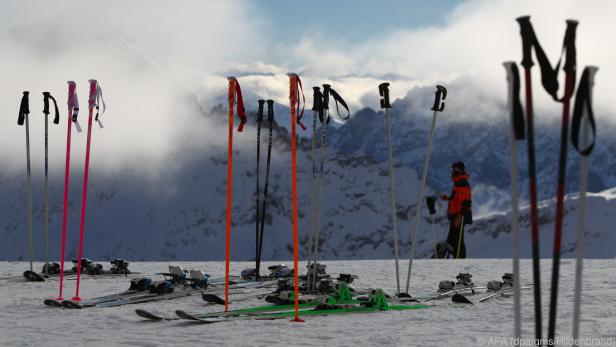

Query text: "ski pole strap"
[430, 85, 447, 112]
[257, 99, 265, 123]
[288, 73, 306, 130]
[43, 92, 60, 124]
[17, 91, 29, 126]
[322, 84, 350, 121]
[379, 83, 391, 109]
[267, 99, 274, 122]
[88, 80, 106, 128]
[227, 76, 247, 132]
[516, 16, 578, 102]
[571, 66, 598, 156]
[504, 62, 525, 140]
[426, 196, 436, 215]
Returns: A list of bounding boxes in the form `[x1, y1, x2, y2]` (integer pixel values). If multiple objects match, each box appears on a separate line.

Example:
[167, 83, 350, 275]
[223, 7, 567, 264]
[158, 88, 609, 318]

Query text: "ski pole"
[306, 87, 322, 292]
[548, 20, 578, 342]
[57, 81, 80, 300]
[378, 82, 401, 295]
[310, 84, 350, 292]
[425, 196, 437, 258]
[504, 61, 525, 342]
[516, 16, 544, 343]
[570, 66, 598, 346]
[311, 84, 330, 293]
[17, 91, 33, 272]
[256, 100, 275, 279]
[405, 85, 446, 294]
[288, 72, 305, 322]
[224, 76, 247, 312]
[455, 216, 465, 259]
[73, 80, 105, 302]
[255, 100, 265, 278]
[42, 92, 60, 278]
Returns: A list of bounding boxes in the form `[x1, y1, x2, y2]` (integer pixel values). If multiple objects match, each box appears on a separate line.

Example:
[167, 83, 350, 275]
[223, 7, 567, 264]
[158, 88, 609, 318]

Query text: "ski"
[175, 290, 430, 324]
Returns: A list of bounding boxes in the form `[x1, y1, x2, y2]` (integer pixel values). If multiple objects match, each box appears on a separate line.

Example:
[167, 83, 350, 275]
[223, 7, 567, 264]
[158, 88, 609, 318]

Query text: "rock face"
[2, 88, 615, 261]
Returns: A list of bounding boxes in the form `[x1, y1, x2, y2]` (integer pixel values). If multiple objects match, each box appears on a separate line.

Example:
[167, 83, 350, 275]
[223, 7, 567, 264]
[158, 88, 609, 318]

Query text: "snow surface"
[1, 260, 614, 347]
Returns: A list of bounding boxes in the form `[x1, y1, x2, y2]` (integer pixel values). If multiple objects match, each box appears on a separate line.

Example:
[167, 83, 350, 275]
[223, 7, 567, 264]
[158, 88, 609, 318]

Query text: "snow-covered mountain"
[2, 89, 615, 261]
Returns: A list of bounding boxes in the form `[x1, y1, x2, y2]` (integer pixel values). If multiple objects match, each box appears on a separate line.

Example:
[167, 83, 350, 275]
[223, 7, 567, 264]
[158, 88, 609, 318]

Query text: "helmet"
[451, 161, 465, 173]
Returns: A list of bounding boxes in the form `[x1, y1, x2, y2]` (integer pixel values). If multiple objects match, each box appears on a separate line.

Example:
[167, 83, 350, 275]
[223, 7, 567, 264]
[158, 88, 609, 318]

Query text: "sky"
[0, 0, 614, 173]
[253, 0, 464, 44]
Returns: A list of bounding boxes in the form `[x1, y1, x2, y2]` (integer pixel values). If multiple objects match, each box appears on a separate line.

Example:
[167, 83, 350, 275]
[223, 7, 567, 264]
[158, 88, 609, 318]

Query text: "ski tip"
[62, 300, 84, 309]
[43, 299, 63, 308]
[451, 293, 474, 305]
[23, 270, 45, 282]
[135, 309, 163, 320]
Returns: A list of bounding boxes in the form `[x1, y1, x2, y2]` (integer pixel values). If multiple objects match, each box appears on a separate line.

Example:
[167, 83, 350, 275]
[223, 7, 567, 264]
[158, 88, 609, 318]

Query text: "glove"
[440, 194, 449, 201]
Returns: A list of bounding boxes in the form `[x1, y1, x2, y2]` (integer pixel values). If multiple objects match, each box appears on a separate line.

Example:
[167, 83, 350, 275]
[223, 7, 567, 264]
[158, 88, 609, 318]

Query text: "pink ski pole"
[57, 81, 80, 300]
[73, 80, 104, 301]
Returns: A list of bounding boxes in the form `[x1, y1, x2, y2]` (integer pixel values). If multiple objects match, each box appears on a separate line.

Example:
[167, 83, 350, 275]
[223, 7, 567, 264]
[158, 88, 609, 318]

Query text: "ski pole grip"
[312, 87, 322, 111]
[67, 81, 79, 122]
[322, 84, 331, 110]
[267, 99, 274, 122]
[257, 99, 265, 123]
[516, 16, 534, 68]
[43, 92, 51, 115]
[88, 79, 98, 109]
[17, 91, 29, 126]
[431, 85, 447, 112]
[563, 19, 578, 73]
[379, 82, 391, 109]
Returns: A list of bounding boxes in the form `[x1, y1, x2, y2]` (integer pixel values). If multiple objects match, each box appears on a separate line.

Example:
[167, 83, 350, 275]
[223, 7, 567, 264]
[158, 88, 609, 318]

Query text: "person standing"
[440, 161, 473, 258]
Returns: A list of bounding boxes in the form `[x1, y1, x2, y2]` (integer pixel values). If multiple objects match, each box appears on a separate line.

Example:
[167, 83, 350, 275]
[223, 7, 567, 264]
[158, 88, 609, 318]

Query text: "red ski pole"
[288, 73, 305, 323]
[224, 76, 246, 312]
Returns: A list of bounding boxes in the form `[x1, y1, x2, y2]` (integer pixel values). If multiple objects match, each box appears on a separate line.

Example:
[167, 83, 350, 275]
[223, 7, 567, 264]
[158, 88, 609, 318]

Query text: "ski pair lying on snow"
[137, 289, 430, 324]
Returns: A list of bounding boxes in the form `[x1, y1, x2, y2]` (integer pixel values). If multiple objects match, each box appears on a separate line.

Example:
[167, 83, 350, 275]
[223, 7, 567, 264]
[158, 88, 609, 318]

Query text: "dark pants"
[447, 220, 466, 259]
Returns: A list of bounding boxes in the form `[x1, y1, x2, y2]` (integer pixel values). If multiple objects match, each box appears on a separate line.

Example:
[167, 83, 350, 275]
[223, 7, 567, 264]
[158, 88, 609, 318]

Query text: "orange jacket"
[446, 174, 472, 222]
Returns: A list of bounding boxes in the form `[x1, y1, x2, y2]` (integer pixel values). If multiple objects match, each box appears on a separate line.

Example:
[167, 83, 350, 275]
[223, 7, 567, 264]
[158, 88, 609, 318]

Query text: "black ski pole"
[257, 100, 275, 281]
[306, 87, 323, 292]
[18, 91, 33, 272]
[406, 86, 446, 293]
[255, 99, 265, 278]
[42, 92, 60, 278]
[548, 19, 578, 342]
[516, 16, 544, 343]
[425, 196, 437, 258]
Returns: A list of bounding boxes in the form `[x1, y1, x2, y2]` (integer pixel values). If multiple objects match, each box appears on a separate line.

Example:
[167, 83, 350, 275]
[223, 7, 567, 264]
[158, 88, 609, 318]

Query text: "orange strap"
[288, 74, 303, 322]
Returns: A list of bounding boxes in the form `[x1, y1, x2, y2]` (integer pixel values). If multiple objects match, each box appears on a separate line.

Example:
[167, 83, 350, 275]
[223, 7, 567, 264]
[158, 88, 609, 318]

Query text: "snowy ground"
[0, 259, 614, 347]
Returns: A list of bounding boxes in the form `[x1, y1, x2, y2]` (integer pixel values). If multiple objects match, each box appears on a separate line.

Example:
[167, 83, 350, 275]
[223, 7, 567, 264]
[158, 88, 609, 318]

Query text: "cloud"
[0, 0, 265, 173]
[1, 0, 613, 175]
